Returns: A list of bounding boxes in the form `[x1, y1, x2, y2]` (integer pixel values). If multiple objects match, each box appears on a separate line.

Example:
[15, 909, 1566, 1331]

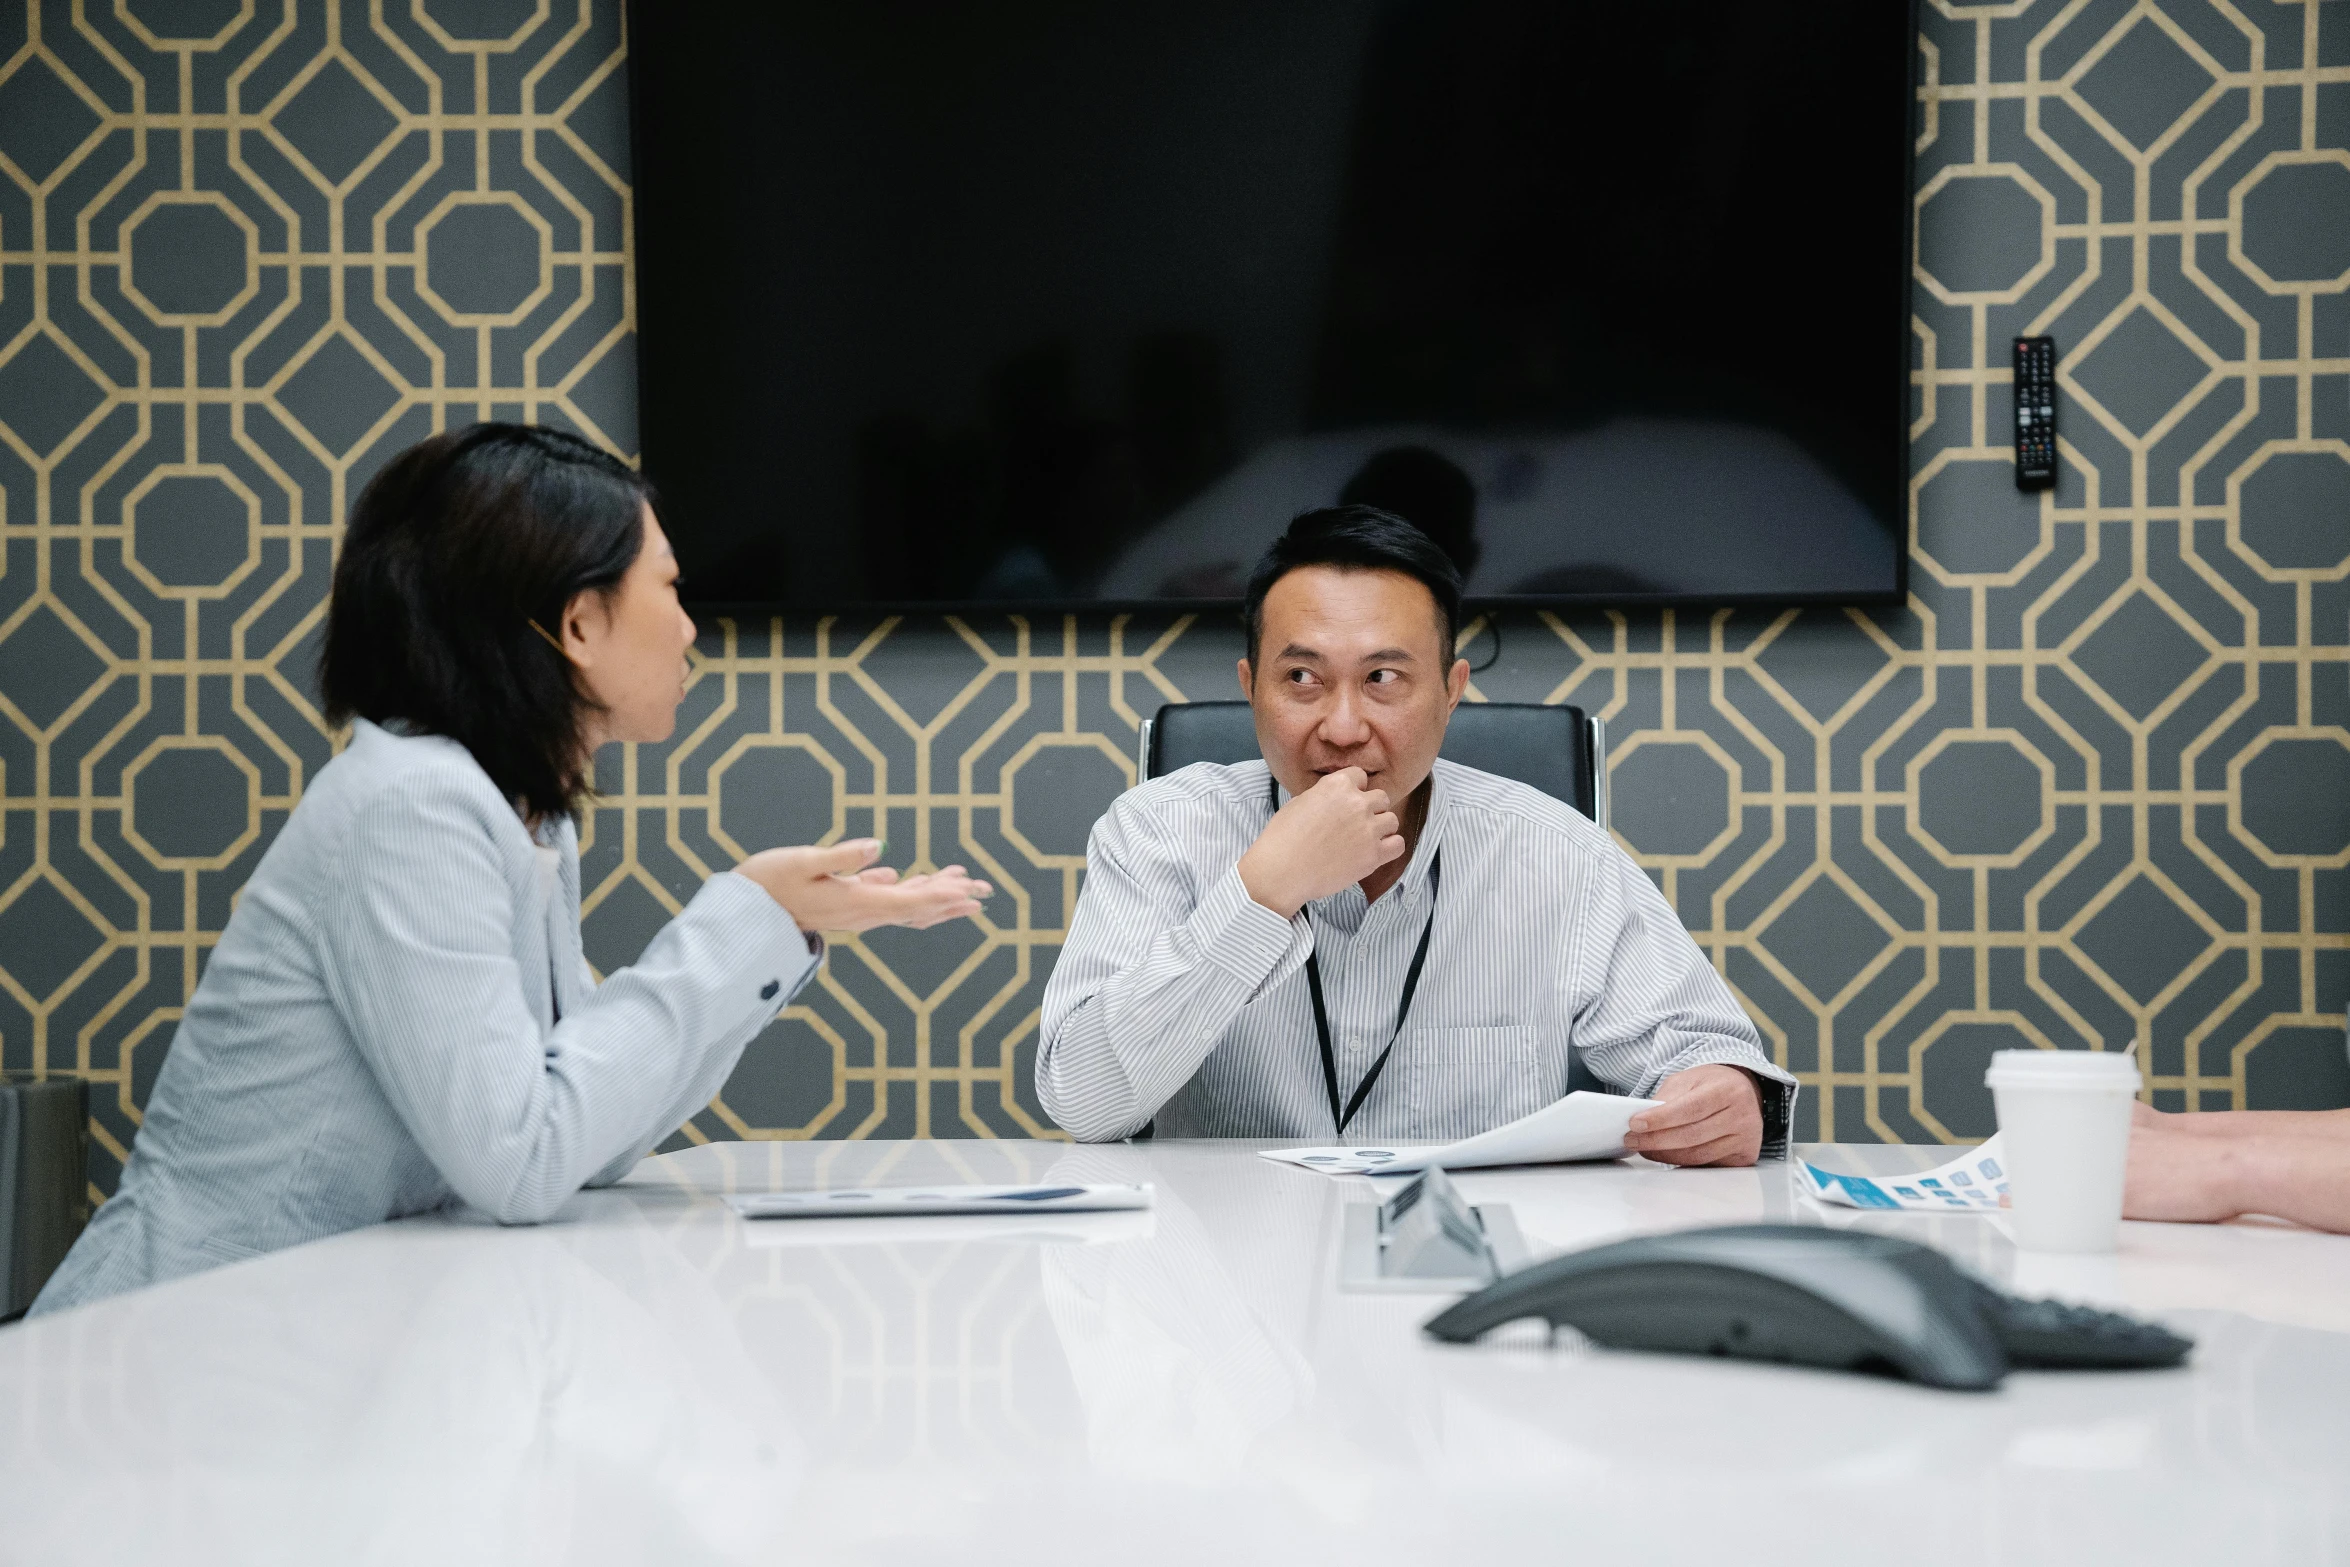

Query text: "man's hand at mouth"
[1238, 767, 1405, 918]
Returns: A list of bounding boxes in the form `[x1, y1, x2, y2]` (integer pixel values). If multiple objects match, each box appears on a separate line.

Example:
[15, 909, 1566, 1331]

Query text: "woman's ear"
[558, 589, 604, 669]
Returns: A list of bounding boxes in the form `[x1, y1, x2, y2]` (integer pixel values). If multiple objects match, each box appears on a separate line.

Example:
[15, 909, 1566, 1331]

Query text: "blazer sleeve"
[579, 932, 825, 1190]
[318, 775, 818, 1223]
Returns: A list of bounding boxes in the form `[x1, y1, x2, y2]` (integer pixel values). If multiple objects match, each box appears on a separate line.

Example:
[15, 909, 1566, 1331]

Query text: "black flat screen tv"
[630, 0, 1918, 609]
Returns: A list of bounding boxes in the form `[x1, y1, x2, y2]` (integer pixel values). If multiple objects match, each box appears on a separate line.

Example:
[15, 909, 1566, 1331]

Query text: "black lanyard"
[1270, 777, 1439, 1135]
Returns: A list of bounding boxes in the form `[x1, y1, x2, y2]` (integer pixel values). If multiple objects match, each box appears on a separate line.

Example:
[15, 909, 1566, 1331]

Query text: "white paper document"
[727, 1182, 1152, 1219]
[1798, 1135, 2009, 1212]
[1260, 1090, 1660, 1177]
[737, 1208, 1157, 1249]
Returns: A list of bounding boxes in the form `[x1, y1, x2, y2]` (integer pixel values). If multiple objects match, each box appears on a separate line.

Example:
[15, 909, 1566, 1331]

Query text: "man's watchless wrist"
[1235, 852, 1303, 920]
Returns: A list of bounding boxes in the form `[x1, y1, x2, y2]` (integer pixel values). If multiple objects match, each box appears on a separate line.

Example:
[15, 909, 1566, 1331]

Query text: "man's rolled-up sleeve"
[1569, 844, 1799, 1156]
[1038, 796, 1308, 1141]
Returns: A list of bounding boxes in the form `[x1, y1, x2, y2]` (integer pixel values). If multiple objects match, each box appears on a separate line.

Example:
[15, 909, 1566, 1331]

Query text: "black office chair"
[0, 1076, 88, 1320]
[1139, 700, 1608, 828]
[1137, 700, 1611, 1094]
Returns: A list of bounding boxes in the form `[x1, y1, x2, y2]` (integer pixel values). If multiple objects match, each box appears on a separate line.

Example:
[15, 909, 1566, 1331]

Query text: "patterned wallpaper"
[0, 0, 2345, 1199]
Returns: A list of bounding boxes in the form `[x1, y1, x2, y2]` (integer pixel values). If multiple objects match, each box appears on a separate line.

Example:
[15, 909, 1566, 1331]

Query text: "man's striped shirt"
[1039, 757, 1794, 1148]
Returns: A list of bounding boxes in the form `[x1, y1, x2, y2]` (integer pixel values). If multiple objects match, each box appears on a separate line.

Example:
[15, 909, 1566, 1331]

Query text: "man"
[1039, 506, 1795, 1161]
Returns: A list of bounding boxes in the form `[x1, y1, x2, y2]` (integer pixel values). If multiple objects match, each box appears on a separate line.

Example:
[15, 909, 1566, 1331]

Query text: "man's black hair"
[1242, 504, 1463, 666]
[321, 423, 655, 822]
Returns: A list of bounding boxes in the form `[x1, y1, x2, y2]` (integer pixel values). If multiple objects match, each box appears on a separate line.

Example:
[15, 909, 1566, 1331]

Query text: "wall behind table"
[0, 2, 2344, 1196]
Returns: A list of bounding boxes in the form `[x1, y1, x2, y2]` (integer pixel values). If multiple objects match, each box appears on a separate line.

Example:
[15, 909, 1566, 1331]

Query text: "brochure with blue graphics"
[1799, 1135, 2009, 1212]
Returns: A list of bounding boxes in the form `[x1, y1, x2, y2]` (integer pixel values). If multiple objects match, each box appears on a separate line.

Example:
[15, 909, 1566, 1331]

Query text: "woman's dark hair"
[1243, 504, 1463, 665]
[321, 423, 655, 821]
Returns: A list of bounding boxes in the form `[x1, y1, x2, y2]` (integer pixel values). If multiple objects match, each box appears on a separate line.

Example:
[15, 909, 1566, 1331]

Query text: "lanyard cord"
[1269, 776, 1439, 1135]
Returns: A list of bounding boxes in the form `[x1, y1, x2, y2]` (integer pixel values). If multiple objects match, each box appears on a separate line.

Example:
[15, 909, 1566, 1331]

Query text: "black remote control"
[2014, 335, 2057, 491]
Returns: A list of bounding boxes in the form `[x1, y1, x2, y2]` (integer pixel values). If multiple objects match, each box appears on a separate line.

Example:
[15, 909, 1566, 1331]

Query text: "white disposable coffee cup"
[1984, 1049, 2141, 1253]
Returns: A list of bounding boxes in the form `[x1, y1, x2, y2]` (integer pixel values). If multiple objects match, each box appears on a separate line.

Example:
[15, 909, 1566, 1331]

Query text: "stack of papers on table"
[1260, 1090, 1659, 1176]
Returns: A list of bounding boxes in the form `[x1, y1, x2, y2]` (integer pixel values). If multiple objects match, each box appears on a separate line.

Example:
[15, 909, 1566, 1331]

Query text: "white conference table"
[2, 1139, 2346, 1567]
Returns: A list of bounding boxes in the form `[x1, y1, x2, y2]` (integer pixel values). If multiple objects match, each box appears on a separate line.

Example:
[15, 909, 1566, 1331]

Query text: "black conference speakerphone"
[1423, 1224, 2192, 1390]
[2014, 335, 2058, 491]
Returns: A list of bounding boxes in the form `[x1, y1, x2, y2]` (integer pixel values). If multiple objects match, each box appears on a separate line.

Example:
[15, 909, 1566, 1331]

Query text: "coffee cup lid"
[1983, 1048, 2141, 1091]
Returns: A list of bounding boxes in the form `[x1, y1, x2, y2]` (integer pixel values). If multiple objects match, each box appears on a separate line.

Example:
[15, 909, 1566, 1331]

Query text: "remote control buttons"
[2013, 335, 2059, 492]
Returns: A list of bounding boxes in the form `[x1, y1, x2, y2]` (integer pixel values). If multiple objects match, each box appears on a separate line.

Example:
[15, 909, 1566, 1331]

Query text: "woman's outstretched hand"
[735, 840, 991, 934]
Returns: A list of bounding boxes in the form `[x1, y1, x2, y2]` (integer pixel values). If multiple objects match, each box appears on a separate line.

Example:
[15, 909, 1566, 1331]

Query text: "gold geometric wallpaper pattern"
[0, 0, 634, 1195]
[0, 0, 2345, 1199]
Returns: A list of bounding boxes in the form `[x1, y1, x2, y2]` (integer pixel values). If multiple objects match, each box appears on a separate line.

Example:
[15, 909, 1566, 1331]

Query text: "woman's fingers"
[900, 870, 991, 901]
[736, 844, 988, 933]
[822, 874, 989, 930]
[819, 839, 882, 874]
[774, 860, 994, 933]
[897, 876, 989, 911]
[912, 878, 989, 925]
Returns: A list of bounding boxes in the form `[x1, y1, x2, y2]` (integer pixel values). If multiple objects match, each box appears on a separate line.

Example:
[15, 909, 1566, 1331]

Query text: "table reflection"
[1037, 1147, 1313, 1482]
[2, 1206, 799, 1567]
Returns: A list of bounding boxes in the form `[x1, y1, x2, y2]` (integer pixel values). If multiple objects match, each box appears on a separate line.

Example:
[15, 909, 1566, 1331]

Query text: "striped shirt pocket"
[1402, 1025, 1547, 1140]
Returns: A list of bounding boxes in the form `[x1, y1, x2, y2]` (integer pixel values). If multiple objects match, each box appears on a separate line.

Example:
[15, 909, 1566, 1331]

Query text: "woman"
[32, 425, 989, 1314]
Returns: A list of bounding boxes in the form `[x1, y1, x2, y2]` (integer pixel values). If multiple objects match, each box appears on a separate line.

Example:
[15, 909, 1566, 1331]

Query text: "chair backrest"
[0, 1076, 88, 1319]
[1142, 700, 1608, 827]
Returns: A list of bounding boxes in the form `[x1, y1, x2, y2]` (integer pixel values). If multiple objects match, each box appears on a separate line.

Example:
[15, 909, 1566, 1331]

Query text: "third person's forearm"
[2150, 1106, 2350, 1141]
[2233, 1136, 2350, 1234]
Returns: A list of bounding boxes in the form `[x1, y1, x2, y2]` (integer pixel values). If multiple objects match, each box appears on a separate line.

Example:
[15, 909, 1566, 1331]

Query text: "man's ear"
[1236, 657, 1254, 699]
[1445, 657, 1470, 711]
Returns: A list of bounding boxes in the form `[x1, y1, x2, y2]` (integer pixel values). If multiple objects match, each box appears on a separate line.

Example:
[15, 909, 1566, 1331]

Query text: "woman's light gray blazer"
[32, 718, 818, 1314]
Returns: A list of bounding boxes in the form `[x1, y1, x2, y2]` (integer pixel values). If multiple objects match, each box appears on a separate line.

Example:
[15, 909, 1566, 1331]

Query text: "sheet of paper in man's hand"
[1260, 1090, 1661, 1177]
